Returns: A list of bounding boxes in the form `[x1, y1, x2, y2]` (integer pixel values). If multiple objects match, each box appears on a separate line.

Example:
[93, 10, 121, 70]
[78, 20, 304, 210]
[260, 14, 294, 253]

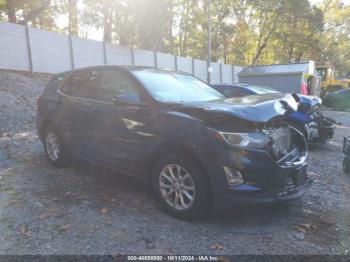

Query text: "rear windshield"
[132, 70, 224, 102]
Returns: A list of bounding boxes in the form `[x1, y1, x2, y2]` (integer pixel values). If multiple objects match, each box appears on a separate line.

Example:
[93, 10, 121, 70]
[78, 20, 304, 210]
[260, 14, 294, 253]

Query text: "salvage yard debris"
[58, 224, 71, 233]
[19, 223, 29, 236]
[295, 223, 317, 234]
[100, 207, 108, 215]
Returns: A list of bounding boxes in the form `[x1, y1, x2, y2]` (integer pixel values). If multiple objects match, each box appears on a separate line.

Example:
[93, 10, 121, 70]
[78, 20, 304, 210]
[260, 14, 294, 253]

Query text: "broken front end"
[306, 110, 336, 143]
[174, 94, 310, 206]
[296, 95, 336, 143]
[201, 117, 310, 206]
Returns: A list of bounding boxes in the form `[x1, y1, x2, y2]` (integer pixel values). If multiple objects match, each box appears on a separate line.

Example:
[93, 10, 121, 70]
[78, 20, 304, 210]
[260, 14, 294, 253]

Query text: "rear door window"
[61, 70, 100, 99]
[98, 70, 140, 103]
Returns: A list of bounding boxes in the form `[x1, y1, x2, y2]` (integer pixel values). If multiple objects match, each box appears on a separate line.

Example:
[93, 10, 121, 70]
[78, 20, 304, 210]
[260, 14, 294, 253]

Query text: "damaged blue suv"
[37, 66, 309, 220]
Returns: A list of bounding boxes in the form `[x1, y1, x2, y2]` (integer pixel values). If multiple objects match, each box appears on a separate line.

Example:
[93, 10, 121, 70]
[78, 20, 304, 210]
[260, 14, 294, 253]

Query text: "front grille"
[263, 126, 291, 159]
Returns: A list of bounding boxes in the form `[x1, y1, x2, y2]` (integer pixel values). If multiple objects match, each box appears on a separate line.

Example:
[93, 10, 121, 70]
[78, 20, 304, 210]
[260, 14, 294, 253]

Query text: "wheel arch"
[38, 120, 58, 141]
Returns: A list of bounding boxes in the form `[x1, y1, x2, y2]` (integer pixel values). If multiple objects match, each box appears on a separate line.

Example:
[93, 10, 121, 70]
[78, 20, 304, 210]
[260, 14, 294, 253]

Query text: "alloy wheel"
[45, 132, 60, 161]
[159, 164, 196, 210]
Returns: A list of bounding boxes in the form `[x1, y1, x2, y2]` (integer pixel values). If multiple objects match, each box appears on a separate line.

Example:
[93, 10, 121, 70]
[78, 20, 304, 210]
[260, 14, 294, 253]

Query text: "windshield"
[132, 70, 225, 102]
[247, 85, 279, 94]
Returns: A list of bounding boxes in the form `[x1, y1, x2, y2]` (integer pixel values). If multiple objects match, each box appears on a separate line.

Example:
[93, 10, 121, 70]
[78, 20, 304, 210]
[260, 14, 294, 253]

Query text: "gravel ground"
[1, 70, 350, 255]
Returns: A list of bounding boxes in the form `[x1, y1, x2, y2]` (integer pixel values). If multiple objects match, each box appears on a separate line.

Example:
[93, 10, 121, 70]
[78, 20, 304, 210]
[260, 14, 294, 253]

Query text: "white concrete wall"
[177, 56, 192, 74]
[0, 22, 242, 84]
[106, 44, 132, 66]
[72, 36, 104, 68]
[194, 59, 207, 82]
[211, 63, 221, 84]
[0, 23, 30, 71]
[30, 27, 71, 73]
[134, 48, 155, 67]
[157, 52, 175, 70]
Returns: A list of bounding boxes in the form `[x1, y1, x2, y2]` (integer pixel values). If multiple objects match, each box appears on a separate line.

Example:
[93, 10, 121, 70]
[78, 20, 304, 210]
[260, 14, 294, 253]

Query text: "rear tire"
[43, 126, 70, 168]
[152, 153, 211, 220]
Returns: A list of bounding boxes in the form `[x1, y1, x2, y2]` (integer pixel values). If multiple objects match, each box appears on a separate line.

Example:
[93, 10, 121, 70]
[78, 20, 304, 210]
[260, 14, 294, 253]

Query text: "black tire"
[152, 153, 211, 220]
[43, 126, 70, 168]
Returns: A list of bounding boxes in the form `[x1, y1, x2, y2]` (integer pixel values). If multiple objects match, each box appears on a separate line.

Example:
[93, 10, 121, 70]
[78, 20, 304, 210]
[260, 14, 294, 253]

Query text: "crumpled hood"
[169, 93, 298, 123]
[297, 94, 322, 108]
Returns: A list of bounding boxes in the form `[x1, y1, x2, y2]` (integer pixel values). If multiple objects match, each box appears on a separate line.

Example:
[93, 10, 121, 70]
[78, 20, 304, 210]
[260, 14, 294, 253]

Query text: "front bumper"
[307, 112, 336, 143]
[307, 121, 335, 142]
[197, 129, 309, 208]
[217, 162, 311, 206]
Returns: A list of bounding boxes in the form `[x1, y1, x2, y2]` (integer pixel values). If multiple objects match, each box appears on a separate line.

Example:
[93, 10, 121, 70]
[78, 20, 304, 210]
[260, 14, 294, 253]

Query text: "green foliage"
[0, 0, 350, 74]
[316, 0, 350, 75]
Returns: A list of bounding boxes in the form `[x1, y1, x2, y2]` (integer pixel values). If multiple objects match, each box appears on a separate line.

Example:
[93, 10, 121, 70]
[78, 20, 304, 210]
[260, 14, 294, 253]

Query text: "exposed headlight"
[218, 131, 270, 149]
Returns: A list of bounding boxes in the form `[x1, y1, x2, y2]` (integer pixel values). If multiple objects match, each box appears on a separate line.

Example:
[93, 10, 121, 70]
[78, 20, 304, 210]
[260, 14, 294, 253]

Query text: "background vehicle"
[212, 83, 336, 143]
[316, 66, 350, 98]
[37, 66, 309, 220]
[323, 89, 350, 111]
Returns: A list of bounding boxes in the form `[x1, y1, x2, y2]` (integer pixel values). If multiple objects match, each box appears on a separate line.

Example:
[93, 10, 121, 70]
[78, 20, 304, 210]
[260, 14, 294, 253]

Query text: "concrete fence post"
[24, 21, 33, 74]
[103, 41, 108, 65]
[192, 57, 195, 76]
[131, 47, 135, 66]
[220, 63, 223, 83]
[231, 65, 235, 84]
[174, 53, 178, 71]
[68, 35, 75, 69]
[154, 50, 158, 69]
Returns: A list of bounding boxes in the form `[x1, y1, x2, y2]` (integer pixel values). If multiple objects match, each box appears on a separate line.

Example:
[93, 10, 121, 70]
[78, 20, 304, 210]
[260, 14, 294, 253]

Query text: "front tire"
[152, 153, 211, 220]
[43, 126, 70, 168]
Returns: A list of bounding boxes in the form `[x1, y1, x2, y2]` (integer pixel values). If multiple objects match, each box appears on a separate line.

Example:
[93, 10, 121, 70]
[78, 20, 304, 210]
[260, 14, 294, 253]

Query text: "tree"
[0, 0, 349, 74]
[5, 0, 16, 23]
[249, 0, 286, 65]
[68, 0, 78, 35]
[1, 0, 56, 30]
[266, 0, 323, 64]
[316, 0, 350, 75]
